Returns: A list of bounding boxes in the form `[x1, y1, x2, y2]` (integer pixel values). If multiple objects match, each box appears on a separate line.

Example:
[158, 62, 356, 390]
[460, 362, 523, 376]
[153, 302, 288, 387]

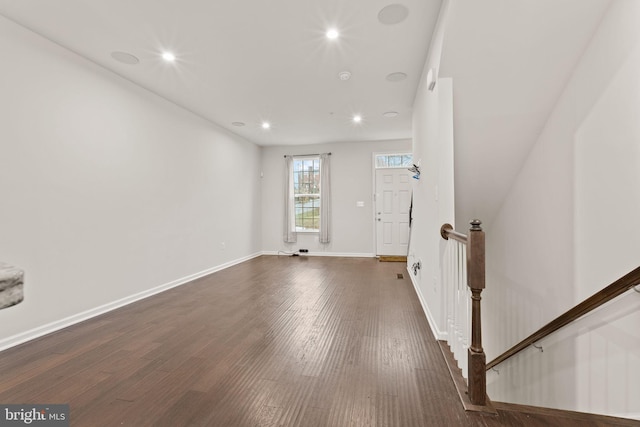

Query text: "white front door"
[375, 168, 411, 256]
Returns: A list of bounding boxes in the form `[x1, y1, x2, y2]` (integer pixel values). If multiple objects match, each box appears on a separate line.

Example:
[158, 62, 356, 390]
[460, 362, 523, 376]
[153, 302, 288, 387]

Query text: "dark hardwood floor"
[0, 256, 635, 426]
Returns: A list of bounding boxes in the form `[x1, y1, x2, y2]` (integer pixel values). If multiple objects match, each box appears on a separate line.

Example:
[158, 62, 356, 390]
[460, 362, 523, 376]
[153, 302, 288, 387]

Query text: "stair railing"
[440, 220, 640, 412]
[440, 220, 486, 406]
[486, 265, 640, 371]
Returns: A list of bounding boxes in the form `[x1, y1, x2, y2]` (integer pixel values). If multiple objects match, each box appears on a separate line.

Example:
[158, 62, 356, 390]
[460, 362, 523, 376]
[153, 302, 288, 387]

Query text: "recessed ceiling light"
[378, 4, 410, 25]
[262, 122, 271, 129]
[353, 115, 362, 123]
[326, 28, 339, 40]
[232, 122, 245, 127]
[162, 52, 176, 62]
[386, 72, 407, 82]
[111, 51, 139, 65]
[338, 71, 351, 81]
[383, 111, 399, 118]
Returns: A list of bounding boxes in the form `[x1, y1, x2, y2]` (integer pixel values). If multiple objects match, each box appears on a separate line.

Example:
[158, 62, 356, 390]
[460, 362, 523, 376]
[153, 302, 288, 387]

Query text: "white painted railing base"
[443, 239, 471, 380]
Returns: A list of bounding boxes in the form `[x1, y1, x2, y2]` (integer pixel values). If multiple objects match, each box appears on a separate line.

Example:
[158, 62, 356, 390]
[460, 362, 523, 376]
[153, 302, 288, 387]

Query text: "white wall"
[573, 1, 640, 416]
[408, 77, 454, 338]
[261, 139, 411, 256]
[485, 1, 640, 419]
[407, 0, 455, 339]
[0, 16, 262, 348]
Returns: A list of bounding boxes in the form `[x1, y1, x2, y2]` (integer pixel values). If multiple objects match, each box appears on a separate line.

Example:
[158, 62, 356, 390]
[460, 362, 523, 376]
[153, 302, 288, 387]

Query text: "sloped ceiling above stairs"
[439, 0, 611, 226]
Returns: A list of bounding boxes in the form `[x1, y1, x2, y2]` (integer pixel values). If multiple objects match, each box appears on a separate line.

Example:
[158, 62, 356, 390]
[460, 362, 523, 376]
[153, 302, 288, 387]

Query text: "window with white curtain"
[284, 154, 331, 243]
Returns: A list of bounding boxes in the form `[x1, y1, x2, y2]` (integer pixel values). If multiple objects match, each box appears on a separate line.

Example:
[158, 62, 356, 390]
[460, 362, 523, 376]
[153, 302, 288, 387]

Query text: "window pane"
[294, 195, 320, 231]
[375, 153, 413, 169]
[293, 157, 321, 231]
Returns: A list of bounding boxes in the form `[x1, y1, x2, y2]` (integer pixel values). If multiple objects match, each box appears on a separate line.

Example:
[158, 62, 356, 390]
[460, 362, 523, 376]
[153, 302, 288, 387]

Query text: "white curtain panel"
[283, 155, 297, 243]
[319, 153, 331, 243]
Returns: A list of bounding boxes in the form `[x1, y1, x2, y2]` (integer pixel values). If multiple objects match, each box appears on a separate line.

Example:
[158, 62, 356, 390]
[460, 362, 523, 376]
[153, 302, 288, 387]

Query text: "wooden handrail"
[440, 223, 468, 244]
[487, 266, 640, 370]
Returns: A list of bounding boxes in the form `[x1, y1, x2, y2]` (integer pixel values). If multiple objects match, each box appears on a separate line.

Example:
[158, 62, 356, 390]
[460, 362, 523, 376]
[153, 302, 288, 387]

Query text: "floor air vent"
[397, 273, 404, 279]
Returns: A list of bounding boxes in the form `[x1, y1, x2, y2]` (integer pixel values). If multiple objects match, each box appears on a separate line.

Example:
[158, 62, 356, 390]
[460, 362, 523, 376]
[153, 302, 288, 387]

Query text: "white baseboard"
[262, 250, 375, 258]
[0, 252, 262, 352]
[406, 266, 448, 341]
[610, 412, 640, 421]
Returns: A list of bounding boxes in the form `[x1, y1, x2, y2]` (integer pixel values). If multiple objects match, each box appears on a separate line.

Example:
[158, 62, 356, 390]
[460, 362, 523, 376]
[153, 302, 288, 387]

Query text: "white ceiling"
[0, 0, 441, 146]
[0, 0, 616, 227]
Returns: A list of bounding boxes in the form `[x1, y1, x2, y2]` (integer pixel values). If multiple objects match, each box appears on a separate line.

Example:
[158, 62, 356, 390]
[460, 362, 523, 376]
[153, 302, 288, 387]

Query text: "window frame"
[374, 153, 413, 169]
[292, 156, 321, 233]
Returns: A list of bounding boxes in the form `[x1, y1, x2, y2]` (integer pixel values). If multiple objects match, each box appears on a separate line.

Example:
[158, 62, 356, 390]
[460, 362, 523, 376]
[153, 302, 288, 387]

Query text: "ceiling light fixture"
[338, 71, 351, 81]
[162, 52, 176, 62]
[353, 115, 362, 123]
[378, 4, 410, 25]
[386, 72, 407, 82]
[383, 111, 399, 118]
[326, 28, 339, 40]
[111, 51, 139, 65]
[262, 122, 271, 130]
[232, 122, 245, 127]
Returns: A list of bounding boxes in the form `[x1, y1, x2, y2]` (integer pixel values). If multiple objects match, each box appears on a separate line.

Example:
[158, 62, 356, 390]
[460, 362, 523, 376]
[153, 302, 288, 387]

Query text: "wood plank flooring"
[0, 256, 634, 426]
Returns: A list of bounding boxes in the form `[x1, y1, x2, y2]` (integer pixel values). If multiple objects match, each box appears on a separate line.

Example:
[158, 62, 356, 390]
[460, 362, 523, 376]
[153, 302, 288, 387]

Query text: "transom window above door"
[375, 153, 413, 168]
